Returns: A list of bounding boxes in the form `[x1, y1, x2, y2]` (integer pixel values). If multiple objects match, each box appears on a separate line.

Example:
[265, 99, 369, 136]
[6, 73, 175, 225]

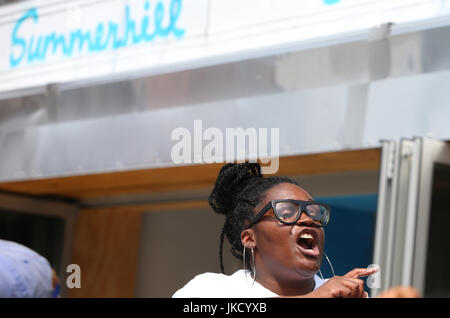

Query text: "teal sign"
[10, 0, 185, 68]
[9, 0, 341, 69]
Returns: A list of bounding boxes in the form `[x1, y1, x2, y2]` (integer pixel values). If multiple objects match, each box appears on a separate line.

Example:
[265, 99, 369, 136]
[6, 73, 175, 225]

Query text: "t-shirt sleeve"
[172, 273, 223, 298]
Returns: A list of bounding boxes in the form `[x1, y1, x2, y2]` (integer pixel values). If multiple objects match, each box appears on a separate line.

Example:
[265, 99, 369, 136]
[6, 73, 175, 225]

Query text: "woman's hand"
[305, 267, 379, 298]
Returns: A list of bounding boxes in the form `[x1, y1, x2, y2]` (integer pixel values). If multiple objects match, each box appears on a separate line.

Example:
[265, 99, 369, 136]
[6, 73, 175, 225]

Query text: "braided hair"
[208, 162, 299, 274]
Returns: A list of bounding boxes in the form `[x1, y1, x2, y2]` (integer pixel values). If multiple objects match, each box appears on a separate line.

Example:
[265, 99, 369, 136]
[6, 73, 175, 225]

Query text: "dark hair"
[208, 162, 299, 273]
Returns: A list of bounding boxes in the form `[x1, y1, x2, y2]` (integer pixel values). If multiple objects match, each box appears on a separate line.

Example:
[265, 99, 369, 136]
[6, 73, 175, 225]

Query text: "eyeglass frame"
[244, 199, 331, 230]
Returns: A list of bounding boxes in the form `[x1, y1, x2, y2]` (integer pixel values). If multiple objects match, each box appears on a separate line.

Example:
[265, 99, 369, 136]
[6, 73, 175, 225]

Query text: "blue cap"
[0, 239, 53, 298]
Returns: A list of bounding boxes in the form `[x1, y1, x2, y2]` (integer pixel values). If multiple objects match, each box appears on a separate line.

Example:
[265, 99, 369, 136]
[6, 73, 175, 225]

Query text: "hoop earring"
[243, 247, 249, 281]
[324, 252, 335, 277]
[243, 246, 247, 271]
[250, 248, 256, 286]
[242, 246, 256, 287]
[319, 252, 336, 279]
[318, 270, 324, 280]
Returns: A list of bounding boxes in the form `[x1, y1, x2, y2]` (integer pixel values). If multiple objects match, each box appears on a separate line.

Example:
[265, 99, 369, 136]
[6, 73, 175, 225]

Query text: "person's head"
[0, 239, 59, 298]
[208, 162, 330, 282]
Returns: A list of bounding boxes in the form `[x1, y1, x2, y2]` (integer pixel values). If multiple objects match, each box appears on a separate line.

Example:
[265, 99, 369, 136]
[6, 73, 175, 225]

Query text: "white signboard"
[0, 0, 449, 94]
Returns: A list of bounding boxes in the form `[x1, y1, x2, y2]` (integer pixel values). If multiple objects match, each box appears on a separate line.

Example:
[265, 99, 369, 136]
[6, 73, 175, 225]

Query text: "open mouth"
[296, 228, 320, 257]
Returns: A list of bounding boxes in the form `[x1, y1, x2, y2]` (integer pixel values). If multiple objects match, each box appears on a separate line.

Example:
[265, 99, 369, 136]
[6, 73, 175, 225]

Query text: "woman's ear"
[241, 229, 256, 249]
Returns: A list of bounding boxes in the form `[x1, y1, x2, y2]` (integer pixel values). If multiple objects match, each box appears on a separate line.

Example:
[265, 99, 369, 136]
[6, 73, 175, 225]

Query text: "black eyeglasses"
[244, 199, 331, 229]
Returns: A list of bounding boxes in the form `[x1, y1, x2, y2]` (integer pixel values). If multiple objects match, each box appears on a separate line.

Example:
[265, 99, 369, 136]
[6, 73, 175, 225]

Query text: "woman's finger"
[339, 277, 364, 298]
[344, 266, 379, 279]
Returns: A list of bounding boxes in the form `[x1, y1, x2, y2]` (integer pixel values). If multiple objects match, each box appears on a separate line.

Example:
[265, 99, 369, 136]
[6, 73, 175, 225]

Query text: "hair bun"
[208, 162, 262, 216]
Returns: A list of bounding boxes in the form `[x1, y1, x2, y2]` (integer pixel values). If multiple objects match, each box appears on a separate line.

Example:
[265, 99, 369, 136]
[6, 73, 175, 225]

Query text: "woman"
[173, 162, 413, 298]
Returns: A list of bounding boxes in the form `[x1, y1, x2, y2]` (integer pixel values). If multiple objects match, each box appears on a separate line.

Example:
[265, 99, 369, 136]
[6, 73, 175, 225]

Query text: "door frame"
[0, 192, 78, 297]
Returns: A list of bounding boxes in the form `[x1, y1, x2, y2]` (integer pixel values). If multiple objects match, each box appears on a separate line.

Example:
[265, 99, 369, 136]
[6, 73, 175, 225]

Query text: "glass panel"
[424, 163, 450, 297]
[0, 210, 65, 275]
[316, 194, 377, 278]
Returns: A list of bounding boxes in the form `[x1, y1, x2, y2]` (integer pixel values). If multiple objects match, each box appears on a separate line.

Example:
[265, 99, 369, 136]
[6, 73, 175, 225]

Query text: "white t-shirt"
[172, 269, 327, 298]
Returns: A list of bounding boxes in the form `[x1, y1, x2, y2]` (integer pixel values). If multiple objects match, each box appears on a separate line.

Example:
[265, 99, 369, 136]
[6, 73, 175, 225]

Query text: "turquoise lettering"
[10, 8, 38, 67]
[154, 2, 167, 37]
[93, 23, 107, 51]
[108, 21, 125, 49]
[323, 0, 341, 5]
[168, 0, 184, 38]
[27, 35, 44, 62]
[126, 5, 145, 45]
[43, 33, 69, 56]
[69, 30, 95, 53]
[140, 2, 155, 42]
[8, 0, 342, 69]
[9, 0, 186, 68]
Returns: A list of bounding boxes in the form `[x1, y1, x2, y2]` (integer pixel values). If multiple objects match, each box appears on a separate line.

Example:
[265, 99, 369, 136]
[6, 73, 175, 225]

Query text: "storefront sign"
[0, 0, 449, 93]
[9, 0, 184, 68]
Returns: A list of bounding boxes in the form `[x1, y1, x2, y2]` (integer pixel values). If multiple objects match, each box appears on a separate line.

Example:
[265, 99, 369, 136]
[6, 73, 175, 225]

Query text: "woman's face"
[251, 183, 325, 281]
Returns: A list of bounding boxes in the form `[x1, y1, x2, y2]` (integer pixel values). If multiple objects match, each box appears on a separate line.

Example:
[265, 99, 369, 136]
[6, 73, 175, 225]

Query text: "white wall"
[135, 207, 241, 298]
